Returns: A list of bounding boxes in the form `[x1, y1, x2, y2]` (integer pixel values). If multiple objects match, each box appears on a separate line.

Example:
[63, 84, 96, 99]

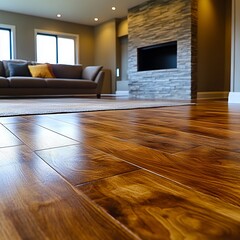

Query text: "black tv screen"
[137, 41, 177, 71]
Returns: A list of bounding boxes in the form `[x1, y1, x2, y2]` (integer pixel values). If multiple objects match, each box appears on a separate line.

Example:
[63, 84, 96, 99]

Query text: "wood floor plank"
[84, 123, 200, 153]
[127, 123, 240, 153]
[36, 144, 138, 185]
[0, 116, 29, 124]
[53, 117, 199, 154]
[24, 115, 100, 141]
[0, 145, 138, 240]
[83, 115, 240, 153]
[154, 116, 240, 131]
[57, 108, 240, 153]
[78, 169, 240, 240]
[173, 145, 240, 204]
[116, 132, 199, 154]
[39, 112, 98, 124]
[4, 123, 78, 150]
[1, 100, 240, 239]
[80, 136, 240, 207]
[0, 124, 22, 148]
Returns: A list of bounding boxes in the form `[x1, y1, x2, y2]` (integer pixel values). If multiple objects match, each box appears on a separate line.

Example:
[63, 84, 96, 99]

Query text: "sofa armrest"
[82, 66, 102, 81]
[95, 71, 105, 94]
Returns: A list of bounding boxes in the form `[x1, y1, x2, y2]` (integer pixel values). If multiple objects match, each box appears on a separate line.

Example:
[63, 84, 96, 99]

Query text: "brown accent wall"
[225, 0, 232, 91]
[197, 0, 231, 92]
[0, 10, 95, 67]
[231, 0, 240, 93]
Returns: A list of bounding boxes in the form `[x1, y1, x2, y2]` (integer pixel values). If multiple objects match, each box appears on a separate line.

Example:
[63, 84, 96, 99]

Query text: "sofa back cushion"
[82, 66, 102, 81]
[51, 64, 82, 79]
[0, 61, 5, 77]
[8, 62, 31, 77]
[2, 60, 28, 77]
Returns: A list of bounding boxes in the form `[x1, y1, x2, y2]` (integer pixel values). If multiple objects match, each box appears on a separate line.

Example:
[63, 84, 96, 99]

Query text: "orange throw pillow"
[28, 64, 55, 78]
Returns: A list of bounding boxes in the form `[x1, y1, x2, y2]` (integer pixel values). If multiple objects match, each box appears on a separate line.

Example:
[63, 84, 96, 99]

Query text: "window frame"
[0, 24, 16, 60]
[35, 29, 79, 64]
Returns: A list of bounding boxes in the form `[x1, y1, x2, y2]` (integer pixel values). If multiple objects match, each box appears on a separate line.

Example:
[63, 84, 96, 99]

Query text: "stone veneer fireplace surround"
[128, 0, 198, 100]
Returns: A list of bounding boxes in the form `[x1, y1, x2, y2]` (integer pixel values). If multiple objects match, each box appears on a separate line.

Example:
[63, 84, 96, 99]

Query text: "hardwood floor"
[0, 99, 240, 239]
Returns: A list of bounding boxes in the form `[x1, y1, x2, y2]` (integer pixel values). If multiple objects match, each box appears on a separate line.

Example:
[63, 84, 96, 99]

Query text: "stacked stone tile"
[128, 0, 198, 99]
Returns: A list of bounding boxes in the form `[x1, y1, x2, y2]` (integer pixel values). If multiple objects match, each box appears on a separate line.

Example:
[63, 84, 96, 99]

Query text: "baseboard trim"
[228, 92, 240, 103]
[116, 91, 129, 95]
[197, 91, 229, 100]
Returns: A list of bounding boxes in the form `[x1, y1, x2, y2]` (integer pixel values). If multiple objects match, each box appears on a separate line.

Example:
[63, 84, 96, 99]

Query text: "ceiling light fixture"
[57, 14, 62, 18]
[94, 18, 99, 22]
[112, 7, 116, 11]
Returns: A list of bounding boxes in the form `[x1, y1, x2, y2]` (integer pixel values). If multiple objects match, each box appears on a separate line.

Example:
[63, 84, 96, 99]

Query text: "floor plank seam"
[75, 169, 142, 188]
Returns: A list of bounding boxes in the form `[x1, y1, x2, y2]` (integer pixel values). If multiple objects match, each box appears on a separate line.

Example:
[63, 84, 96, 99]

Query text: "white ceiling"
[0, 0, 148, 26]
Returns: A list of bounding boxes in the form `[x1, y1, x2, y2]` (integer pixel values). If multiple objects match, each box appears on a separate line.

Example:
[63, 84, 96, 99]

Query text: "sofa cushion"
[82, 66, 103, 81]
[0, 61, 5, 77]
[28, 64, 55, 78]
[3, 59, 28, 77]
[8, 77, 47, 88]
[0, 77, 9, 88]
[8, 62, 31, 77]
[51, 64, 82, 79]
[46, 79, 97, 89]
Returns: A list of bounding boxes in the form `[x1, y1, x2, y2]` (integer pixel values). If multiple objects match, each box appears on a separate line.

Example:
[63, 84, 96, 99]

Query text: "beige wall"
[94, 20, 117, 93]
[0, 10, 95, 67]
[117, 18, 128, 37]
[198, 0, 231, 92]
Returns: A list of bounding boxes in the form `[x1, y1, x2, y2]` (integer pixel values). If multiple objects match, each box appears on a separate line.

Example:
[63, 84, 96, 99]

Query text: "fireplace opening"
[137, 41, 177, 71]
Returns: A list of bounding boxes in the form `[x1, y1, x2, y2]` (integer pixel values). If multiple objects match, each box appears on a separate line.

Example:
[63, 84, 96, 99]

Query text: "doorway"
[117, 36, 129, 93]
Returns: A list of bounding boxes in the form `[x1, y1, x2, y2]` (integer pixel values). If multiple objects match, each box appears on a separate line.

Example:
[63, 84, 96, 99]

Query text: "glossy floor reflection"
[0, 100, 240, 239]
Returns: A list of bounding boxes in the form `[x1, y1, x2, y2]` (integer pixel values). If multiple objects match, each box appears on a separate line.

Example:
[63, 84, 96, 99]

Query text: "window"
[0, 25, 15, 60]
[36, 30, 78, 64]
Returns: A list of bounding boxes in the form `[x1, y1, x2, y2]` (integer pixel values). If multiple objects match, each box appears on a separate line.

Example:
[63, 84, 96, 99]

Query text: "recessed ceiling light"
[112, 7, 116, 11]
[94, 18, 99, 22]
[57, 14, 62, 18]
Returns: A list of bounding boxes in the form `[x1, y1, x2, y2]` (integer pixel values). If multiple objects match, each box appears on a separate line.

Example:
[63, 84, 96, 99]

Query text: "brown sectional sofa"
[0, 60, 104, 98]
